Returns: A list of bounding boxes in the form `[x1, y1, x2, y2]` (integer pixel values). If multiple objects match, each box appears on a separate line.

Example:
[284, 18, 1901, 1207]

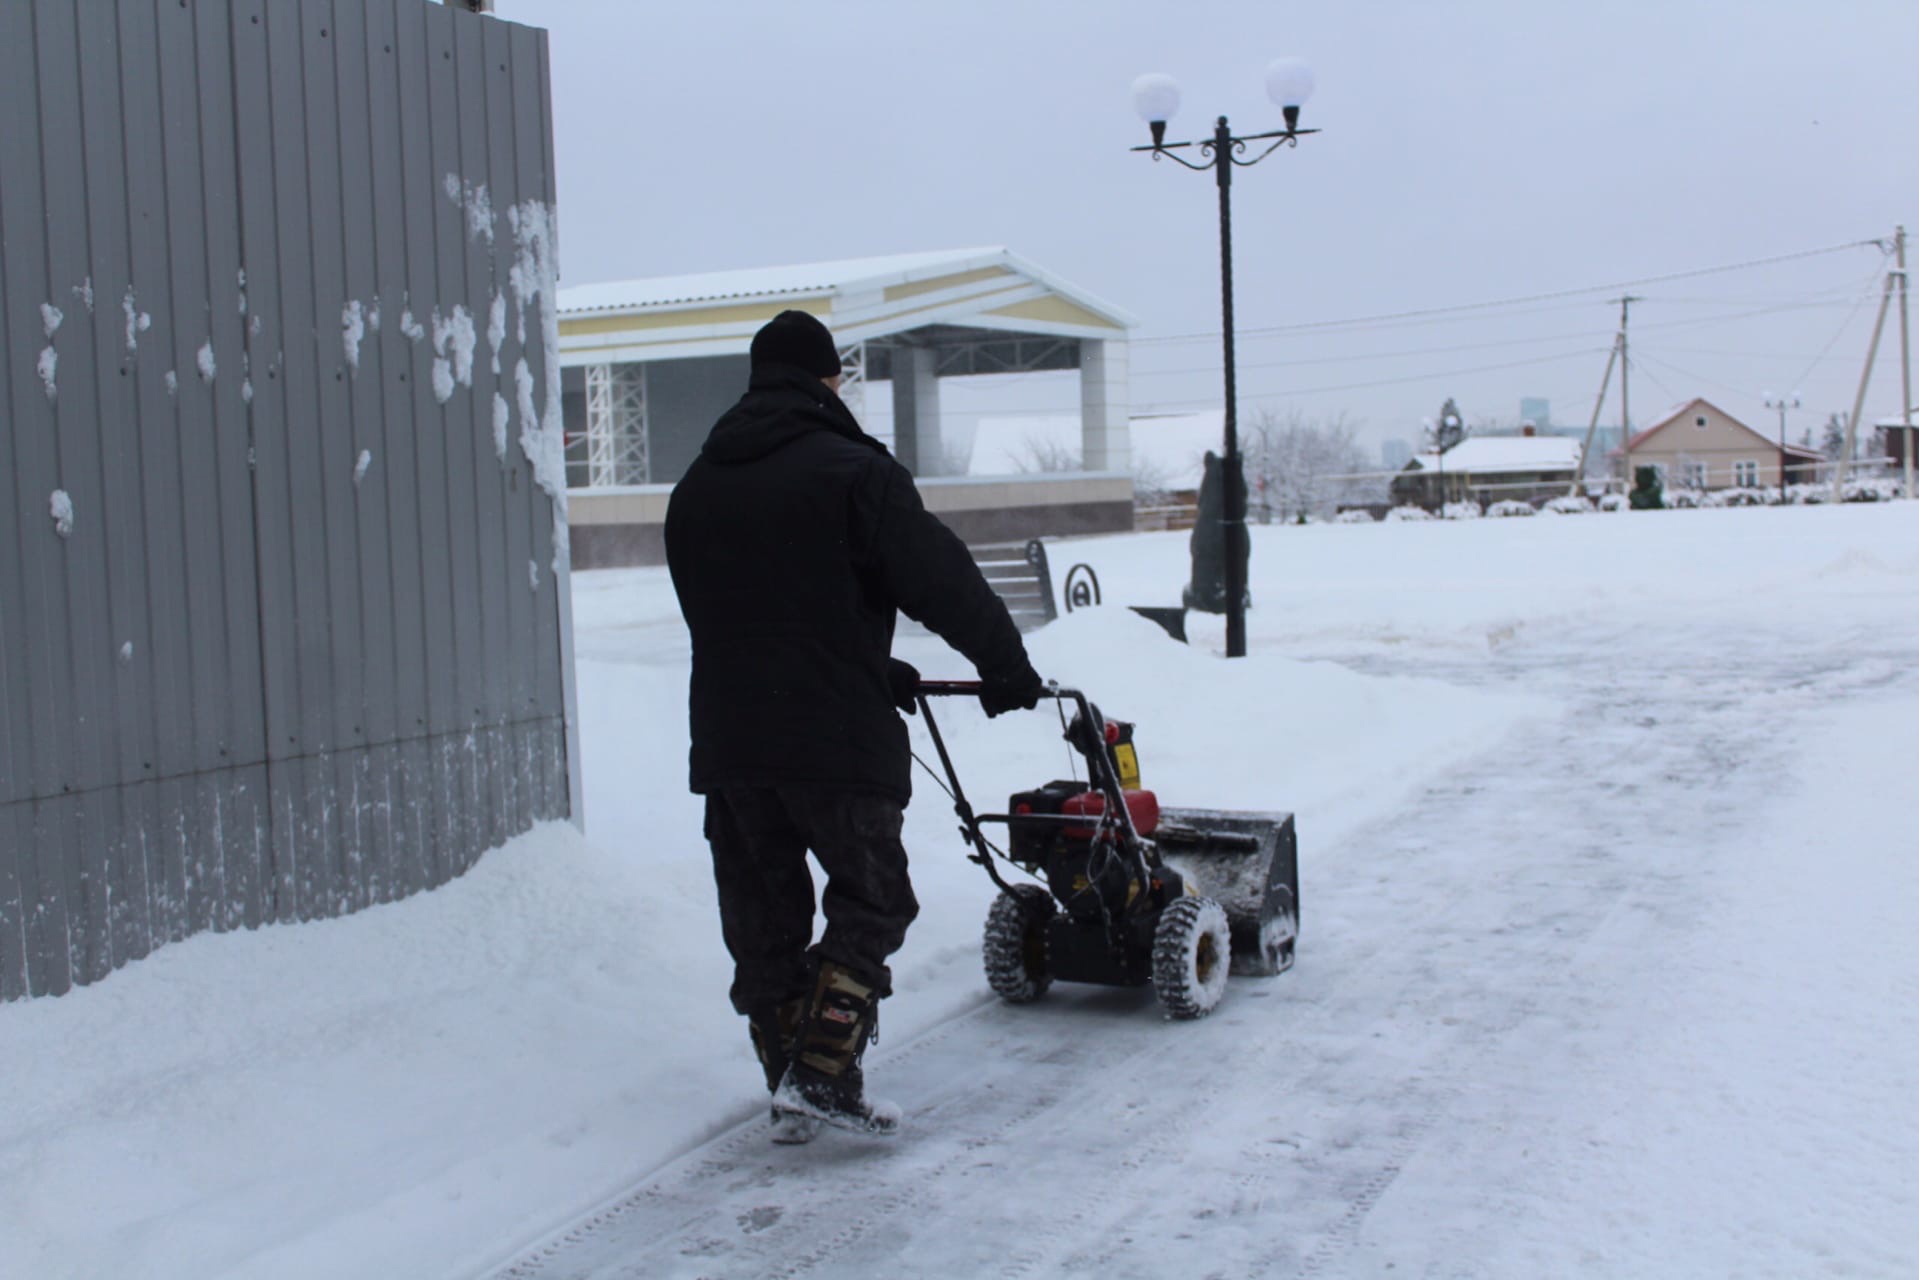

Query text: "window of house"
[1682, 460, 1707, 488]
[1695, 416, 1709, 428]
[1734, 459, 1759, 487]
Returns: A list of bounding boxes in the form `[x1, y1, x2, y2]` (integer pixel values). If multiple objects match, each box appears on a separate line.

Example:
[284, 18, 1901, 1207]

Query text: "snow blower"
[915, 681, 1298, 1020]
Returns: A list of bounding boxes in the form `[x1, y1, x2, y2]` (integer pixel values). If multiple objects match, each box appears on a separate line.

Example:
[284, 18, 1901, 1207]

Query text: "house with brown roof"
[1618, 397, 1821, 491]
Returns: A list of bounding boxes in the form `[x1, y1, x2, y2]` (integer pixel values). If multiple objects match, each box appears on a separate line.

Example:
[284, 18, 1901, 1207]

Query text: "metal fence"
[0, 0, 578, 1000]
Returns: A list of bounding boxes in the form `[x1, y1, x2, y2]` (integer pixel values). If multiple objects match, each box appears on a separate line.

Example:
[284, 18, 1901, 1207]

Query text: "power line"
[1632, 350, 1752, 401]
[1790, 278, 1884, 391]
[1129, 325, 1613, 379]
[1134, 238, 1887, 345]
[1134, 345, 1612, 411]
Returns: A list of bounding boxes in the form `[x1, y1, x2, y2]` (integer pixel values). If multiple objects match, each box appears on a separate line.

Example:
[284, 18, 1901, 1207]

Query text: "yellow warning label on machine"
[1113, 742, 1141, 790]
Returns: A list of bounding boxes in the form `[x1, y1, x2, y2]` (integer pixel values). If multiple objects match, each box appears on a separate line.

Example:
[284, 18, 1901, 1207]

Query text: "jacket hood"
[701, 364, 889, 464]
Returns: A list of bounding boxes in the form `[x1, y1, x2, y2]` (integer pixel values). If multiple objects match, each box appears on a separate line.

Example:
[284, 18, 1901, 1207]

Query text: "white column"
[585, 362, 649, 486]
[1080, 338, 1131, 473]
[837, 342, 867, 422]
[891, 345, 942, 476]
[585, 362, 615, 488]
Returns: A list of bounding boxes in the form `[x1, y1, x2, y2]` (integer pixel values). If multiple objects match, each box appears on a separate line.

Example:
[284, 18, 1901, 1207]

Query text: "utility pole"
[1834, 254, 1897, 497]
[1899, 225, 1913, 502]
[1574, 332, 1622, 495]
[1616, 296, 1640, 497]
[1765, 392, 1800, 497]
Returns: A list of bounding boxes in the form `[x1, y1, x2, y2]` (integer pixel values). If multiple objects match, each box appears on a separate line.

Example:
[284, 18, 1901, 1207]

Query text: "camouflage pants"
[704, 785, 919, 1016]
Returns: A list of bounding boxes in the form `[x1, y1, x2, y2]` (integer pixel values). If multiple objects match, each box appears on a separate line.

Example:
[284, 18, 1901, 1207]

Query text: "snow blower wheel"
[1151, 896, 1232, 1019]
[983, 884, 1056, 1003]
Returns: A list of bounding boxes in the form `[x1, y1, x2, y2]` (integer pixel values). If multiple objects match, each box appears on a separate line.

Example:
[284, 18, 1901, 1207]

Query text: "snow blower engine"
[915, 681, 1297, 1020]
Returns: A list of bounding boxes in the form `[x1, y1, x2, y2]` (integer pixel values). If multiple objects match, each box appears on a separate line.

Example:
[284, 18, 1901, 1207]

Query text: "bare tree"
[1243, 407, 1374, 521]
[1010, 433, 1080, 473]
[1130, 454, 1178, 510]
[1821, 412, 1849, 461]
[1009, 432, 1177, 513]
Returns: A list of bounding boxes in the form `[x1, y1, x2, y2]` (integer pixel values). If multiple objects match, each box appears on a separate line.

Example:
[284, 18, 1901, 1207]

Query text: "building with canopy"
[557, 247, 1139, 566]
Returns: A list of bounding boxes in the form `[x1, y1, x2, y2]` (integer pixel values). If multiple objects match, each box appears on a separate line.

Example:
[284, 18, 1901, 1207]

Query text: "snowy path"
[486, 603, 1919, 1280]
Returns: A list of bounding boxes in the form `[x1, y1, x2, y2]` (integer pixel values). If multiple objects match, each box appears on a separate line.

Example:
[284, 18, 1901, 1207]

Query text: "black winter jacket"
[665, 365, 1036, 802]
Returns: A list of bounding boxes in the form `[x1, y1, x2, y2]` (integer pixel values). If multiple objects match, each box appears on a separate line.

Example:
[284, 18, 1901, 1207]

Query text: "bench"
[972, 540, 1058, 632]
[972, 539, 1186, 642]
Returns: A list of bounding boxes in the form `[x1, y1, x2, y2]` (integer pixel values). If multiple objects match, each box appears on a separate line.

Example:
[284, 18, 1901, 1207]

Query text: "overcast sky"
[493, 0, 1918, 457]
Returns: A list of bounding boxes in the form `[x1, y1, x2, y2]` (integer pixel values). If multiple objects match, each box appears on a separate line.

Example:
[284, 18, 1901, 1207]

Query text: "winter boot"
[771, 960, 901, 1137]
[748, 998, 819, 1145]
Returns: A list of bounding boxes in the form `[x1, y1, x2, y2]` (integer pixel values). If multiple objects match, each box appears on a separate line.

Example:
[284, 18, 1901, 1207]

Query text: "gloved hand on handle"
[885, 658, 922, 715]
[978, 662, 1046, 719]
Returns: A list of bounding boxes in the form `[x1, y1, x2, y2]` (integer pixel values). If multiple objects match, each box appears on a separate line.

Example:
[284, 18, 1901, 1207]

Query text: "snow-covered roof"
[557, 248, 1007, 315]
[1874, 406, 1919, 428]
[1406, 435, 1581, 475]
[555, 247, 1136, 366]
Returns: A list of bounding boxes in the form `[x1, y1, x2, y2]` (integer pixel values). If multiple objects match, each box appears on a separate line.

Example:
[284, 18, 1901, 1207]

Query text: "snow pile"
[507, 197, 569, 573]
[488, 292, 507, 376]
[492, 392, 511, 462]
[341, 300, 366, 370]
[47, 490, 74, 538]
[444, 173, 496, 245]
[122, 287, 151, 353]
[430, 305, 476, 403]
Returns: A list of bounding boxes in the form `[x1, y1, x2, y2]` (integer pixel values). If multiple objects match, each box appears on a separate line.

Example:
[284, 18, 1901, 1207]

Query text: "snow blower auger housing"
[915, 681, 1298, 1020]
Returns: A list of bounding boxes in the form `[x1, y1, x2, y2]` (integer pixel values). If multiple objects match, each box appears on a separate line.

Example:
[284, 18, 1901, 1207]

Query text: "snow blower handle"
[915, 679, 1072, 701]
[914, 679, 986, 696]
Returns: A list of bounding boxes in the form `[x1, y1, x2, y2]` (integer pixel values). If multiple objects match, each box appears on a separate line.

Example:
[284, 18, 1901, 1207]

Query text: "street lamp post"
[1765, 391, 1800, 501]
[1132, 60, 1318, 659]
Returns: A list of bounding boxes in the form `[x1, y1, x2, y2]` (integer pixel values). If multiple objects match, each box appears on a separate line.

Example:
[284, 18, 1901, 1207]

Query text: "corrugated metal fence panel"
[0, 0, 570, 1000]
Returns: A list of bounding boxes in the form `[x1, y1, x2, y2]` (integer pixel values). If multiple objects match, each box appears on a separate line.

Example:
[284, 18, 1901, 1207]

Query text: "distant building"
[1381, 438, 1413, 470]
[1618, 397, 1820, 490]
[1390, 432, 1581, 508]
[1875, 406, 1918, 470]
[1519, 397, 1552, 431]
[555, 247, 1139, 563]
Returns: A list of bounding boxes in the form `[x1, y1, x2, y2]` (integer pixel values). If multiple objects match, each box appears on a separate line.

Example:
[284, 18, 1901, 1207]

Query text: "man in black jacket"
[665, 310, 1044, 1140]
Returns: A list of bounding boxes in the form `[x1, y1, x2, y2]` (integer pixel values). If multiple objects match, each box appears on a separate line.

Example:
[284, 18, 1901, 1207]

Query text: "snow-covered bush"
[1843, 478, 1901, 502]
[1332, 508, 1376, 524]
[1541, 494, 1594, 515]
[1597, 493, 1628, 512]
[1486, 500, 1536, 518]
[1441, 501, 1482, 520]
[1717, 487, 1767, 507]
[1384, 505, 1433, 522]
[1665, 488, 1703, 509]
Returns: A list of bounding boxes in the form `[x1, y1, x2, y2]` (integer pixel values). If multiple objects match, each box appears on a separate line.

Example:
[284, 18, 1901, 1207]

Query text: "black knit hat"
[749, 309, 843, 379]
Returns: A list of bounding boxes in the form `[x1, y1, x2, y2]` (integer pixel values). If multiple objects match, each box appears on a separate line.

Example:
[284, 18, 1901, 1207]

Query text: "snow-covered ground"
[4, 502, 1917, 1279]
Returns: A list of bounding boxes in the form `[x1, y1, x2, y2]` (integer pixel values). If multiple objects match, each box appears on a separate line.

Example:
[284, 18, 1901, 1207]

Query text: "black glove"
[979, 665, 1045, 718]
[886, 658, 921, 715]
